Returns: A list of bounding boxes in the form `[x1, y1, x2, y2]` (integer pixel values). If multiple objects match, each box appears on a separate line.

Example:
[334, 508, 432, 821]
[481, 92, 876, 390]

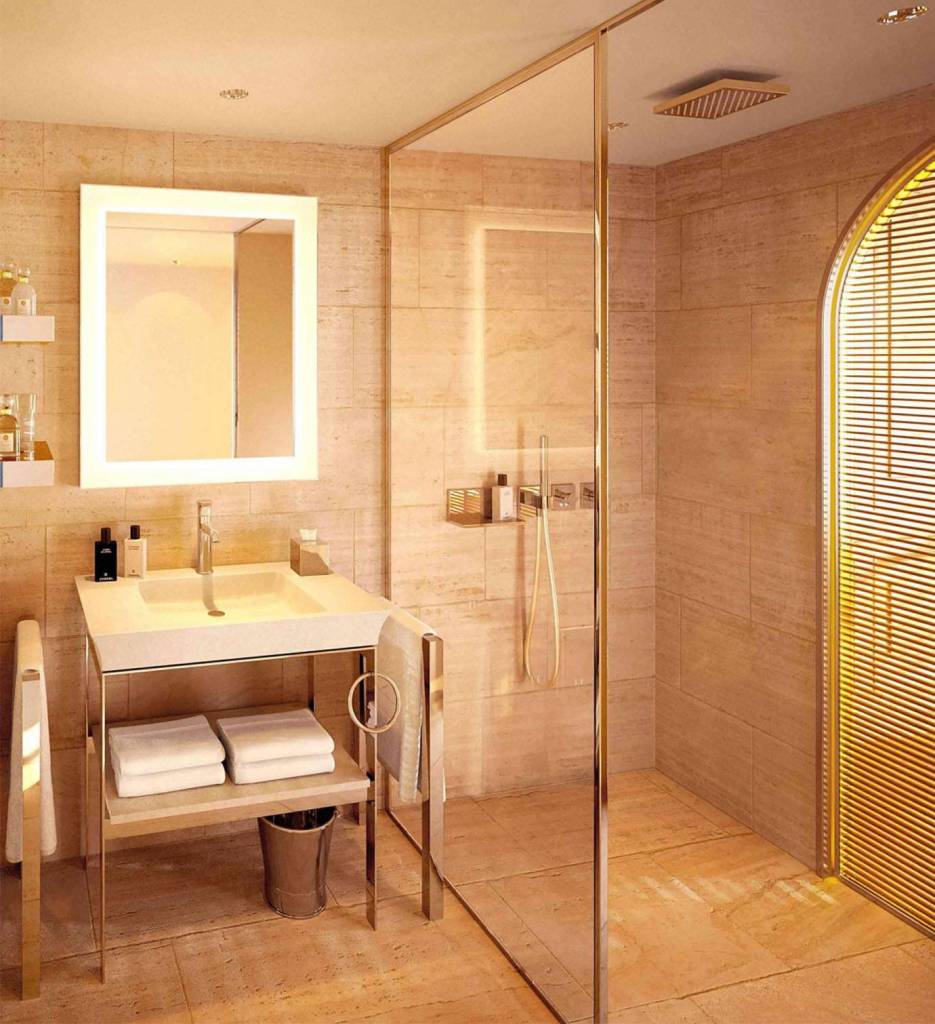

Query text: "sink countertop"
[76, 562, 392, 673]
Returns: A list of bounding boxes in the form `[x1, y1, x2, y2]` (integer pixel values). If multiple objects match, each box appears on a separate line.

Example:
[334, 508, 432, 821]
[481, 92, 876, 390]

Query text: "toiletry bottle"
[94, 527, 118, 582]
[124, 524, 147, 578]
[0, 393, 20, 461]
[11, 266, 36, 316]
[0, 261, 15, 315]
[491, 473, 516, 522]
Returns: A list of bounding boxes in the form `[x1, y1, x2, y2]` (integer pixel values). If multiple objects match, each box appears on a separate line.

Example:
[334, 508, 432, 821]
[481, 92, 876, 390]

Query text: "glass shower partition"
[385, 47, 600, 1022]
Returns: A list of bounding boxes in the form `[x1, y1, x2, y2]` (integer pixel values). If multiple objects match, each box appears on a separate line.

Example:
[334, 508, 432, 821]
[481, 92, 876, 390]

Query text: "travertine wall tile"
[656, 681, 753, 826]
[482, 155, 585, 212]
[750, 516, 817, 642]
[657, 496, 750, 618]
[753, 731, 817, 867]
[656, 307, 751, 407]
[43, 123, 173, 191]
[0, 120, 43, 189]
[721, 84, 935, 204]
[173, 132, 381, 206]
[656, 148, 723, 220]
[391, 150, 483, 209]
[751, 302, 817, 413]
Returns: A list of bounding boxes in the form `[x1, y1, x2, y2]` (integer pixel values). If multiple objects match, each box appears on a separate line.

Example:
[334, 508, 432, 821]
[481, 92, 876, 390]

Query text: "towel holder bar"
[347, 672, 402, 735]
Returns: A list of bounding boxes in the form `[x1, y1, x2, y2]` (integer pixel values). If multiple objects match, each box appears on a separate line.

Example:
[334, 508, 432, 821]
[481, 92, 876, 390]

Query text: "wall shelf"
[90, 702, 370, 840]
[0, 442, 55, 487]
[0, 315, 55, 343]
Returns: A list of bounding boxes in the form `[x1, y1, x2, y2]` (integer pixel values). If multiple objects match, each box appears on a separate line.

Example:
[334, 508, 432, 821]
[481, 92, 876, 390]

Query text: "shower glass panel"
[387, 47, 598, 1022]
[605, 0, 934, 1014]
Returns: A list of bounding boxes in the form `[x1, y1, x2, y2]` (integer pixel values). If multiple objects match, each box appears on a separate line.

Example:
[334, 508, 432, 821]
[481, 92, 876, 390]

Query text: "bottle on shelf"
[11, 266, 37, 316]
[0, 260, 15, 315]
[0, 393, 21, 461]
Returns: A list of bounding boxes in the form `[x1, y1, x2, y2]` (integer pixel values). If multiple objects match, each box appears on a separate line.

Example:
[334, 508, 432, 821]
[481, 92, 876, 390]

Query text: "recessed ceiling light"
[608, 121, 628, 131]
[877, 5, 928, 24]
[219, 88, 249, 100]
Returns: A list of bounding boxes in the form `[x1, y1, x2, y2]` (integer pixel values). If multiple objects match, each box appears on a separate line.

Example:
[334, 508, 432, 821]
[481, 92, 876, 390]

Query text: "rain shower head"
[653, 78, 790, 120]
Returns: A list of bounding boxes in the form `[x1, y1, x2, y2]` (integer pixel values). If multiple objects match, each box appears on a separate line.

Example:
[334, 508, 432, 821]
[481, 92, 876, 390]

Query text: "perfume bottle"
[0, 393, 20, 461]
[11, 266, 36, 316]
[94, 528, 118, 582]
[0, 261, 15, 315]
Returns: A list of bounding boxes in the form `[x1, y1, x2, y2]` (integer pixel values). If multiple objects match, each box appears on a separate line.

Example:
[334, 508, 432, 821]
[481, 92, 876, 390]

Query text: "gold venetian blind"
[832, 153, 935, 935]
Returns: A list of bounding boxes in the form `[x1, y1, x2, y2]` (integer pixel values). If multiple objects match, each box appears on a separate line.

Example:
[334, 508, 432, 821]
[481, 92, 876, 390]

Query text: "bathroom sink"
[138, 571, 323, 618]
[75, 562, 391, 672]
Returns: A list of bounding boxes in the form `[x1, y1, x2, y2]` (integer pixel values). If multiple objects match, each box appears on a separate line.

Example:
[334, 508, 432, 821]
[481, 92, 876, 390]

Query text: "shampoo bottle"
[94, 528, 118, 582]
[124, 524, 147, 578]
[491, 473, 516, 522]
[11, 266, 36, 316]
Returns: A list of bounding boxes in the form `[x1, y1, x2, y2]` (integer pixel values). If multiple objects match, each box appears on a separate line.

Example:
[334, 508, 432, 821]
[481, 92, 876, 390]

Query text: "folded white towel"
[109, 715, 225, 776]
[227, 753, 335, 785]
[216, 709, 334, 763]
[113, 761, 226, 798]
[6, 620, 57, 862]
[374, 610, 432, 803]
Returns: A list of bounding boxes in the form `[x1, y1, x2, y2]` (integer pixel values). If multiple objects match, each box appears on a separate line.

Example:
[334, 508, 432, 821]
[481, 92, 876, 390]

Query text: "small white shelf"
[0, 442, 54, 488]
[91, 702, 370, 840]
[0, 315, 54, 343]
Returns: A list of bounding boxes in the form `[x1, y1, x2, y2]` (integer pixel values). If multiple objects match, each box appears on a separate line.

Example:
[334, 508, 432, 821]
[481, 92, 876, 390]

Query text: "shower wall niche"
[388, 147, 656, 801]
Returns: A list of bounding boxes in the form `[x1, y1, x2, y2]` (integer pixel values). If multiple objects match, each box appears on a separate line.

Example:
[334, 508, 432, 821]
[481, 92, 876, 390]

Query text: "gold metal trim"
[819, 137, 935, 879]
[384, 1, 663, 153]
[592, 30, 610, 1024]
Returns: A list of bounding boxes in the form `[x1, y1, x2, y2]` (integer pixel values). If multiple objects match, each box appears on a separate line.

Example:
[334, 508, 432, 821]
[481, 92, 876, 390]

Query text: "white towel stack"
[108, 715, 226, 798]
[216, 708, 335, 784]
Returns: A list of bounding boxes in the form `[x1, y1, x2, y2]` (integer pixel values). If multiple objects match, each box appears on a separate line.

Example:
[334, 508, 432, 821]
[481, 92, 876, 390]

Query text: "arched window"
[822, 145, 935, 937]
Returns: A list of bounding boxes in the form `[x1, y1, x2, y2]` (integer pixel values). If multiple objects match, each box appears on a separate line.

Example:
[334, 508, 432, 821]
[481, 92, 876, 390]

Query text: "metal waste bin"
[258, 807, 337, 918]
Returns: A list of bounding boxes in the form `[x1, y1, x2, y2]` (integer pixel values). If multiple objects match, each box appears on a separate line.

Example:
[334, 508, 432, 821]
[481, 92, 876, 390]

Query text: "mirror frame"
[79, 183, 318, 488]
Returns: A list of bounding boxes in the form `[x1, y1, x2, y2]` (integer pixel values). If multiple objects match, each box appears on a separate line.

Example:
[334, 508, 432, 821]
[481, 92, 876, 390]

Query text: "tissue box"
[290, 537, 331, 576]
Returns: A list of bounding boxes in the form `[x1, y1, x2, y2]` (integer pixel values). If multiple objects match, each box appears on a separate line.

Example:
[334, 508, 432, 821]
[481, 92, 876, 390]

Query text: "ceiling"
[2, 0, 933, 165]
[0, 0, 621, 145]
[415, 0, 935, 164]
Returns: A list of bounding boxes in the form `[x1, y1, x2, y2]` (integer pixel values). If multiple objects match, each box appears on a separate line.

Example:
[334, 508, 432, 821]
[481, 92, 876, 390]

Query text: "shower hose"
[523, 436, 561, 687]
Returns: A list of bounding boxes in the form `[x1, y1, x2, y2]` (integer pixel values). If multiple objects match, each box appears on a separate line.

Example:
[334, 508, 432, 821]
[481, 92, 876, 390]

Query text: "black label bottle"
[94, 527, 118, 582]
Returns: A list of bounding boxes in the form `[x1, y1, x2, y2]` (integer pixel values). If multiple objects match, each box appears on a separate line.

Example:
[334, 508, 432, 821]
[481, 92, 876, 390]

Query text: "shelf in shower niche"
[0, 315, 55, 343]
[447, 517, 526, 528]
[446, 486, 531, 527]
[0, 442, 54, 487]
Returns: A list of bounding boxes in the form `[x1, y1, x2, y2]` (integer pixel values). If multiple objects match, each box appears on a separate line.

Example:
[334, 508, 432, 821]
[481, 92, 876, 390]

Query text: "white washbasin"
[138, 571, 323, 618]
[76, 562, 391, 673]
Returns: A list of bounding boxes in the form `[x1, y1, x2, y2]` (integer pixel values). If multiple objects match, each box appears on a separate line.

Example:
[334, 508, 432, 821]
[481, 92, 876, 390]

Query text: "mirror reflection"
[105, 212, 294, 461]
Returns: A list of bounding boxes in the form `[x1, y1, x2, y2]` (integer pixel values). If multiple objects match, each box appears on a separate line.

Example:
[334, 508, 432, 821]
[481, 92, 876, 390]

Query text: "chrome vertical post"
[421, 634, 445, 920]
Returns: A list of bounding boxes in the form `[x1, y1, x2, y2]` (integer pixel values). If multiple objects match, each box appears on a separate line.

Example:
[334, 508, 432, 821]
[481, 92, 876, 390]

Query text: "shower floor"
[394, 768, 931, 1023]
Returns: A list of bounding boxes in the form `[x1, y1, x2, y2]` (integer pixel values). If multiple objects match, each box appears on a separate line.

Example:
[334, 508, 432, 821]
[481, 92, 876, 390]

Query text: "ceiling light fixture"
[219, 88, 249, 100]
[877, 5, 928, 23]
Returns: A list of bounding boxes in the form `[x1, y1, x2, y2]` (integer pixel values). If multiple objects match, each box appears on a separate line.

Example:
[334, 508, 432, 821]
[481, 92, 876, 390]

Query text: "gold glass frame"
[381, 4, 663, 1020]
[819, 139, 935, 914]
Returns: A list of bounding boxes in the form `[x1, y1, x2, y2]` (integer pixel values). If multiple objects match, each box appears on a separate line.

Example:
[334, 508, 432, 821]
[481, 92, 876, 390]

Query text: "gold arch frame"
[819, 138, 935, 923]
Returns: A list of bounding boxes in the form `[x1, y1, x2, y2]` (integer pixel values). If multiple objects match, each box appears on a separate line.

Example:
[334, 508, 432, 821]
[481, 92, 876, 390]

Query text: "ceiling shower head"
[653, 78, 789, 120]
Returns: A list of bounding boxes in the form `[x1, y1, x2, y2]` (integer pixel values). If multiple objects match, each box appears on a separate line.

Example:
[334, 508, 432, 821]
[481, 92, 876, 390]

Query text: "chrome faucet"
[196, 500, 220, 575]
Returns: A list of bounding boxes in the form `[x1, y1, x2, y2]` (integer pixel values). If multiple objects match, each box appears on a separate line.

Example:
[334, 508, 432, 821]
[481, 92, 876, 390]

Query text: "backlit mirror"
[80, 185, 317, 487]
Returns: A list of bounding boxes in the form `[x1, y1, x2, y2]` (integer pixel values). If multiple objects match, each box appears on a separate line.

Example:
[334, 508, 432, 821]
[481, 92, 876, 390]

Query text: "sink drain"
[208, 609, 226, 617]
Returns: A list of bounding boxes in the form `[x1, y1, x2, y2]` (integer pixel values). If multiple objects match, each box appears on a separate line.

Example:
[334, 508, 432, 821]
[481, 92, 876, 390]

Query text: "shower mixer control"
[580, 482, 595, 509]
[549, 483, 576, 511]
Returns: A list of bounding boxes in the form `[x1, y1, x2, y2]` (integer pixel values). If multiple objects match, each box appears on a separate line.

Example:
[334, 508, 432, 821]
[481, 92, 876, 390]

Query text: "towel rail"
[20, 668, 42, 1000]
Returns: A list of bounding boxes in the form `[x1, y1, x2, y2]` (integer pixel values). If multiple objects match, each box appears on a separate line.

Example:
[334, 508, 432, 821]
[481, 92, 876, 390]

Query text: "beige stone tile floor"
[397, 768, 933, 1023]
[1, 772, 932, 1023]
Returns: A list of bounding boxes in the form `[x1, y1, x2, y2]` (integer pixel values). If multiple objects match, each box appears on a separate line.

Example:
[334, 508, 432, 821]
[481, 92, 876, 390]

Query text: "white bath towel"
[372, 609, 433, 804]
[109, 715, 225, 776]
[227, 753, 335, 785]
[113, 761, 226, 799]
[216, 708, 334, 763]
[5, 620, 57, 862]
